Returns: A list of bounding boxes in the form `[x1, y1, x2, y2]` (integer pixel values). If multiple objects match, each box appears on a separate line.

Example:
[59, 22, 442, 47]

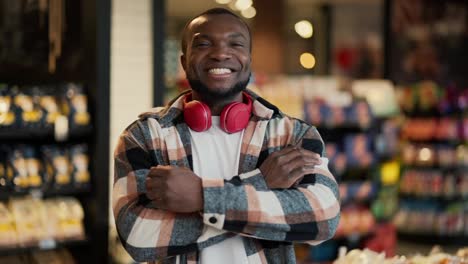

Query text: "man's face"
[181, 14, 251, 100]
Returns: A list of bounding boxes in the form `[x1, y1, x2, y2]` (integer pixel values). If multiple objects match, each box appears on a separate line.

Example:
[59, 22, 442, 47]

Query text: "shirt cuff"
[201, 178, 226, 230]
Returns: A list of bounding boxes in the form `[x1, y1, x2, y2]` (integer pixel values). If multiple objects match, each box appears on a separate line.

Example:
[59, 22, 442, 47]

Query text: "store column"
[252, 0, 285, 75]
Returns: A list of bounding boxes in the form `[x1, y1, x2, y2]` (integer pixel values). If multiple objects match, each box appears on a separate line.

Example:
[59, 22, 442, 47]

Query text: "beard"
[187, 73, 251, 102]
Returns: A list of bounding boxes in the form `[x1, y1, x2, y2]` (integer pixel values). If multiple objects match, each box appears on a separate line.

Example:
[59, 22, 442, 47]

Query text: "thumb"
[148, 165, 168, 177]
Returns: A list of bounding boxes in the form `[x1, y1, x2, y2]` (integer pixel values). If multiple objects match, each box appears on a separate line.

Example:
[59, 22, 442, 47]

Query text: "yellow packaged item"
[0, 202, 18, 247]
[9, 198, 46, 246]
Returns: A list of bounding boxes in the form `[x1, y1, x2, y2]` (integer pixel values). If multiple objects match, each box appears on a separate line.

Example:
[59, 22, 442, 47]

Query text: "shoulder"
[135, 91, 189, 128]
[137, 106, 169, 121]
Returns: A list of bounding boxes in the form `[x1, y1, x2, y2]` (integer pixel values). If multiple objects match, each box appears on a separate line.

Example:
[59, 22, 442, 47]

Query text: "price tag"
[39, 239, 57, 250]
[29, 189, 43, 199]
[54, 114, 69, 142]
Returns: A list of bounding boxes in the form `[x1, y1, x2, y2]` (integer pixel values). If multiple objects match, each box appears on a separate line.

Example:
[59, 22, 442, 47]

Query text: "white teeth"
[208, 68, 232, 74]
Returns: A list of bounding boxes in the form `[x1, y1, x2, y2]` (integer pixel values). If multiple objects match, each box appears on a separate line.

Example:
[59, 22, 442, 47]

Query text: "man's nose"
[209, 45, 232, 60]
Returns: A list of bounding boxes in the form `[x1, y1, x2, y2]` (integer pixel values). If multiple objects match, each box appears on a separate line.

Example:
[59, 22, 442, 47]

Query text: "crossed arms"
[112, 121, 340, 262]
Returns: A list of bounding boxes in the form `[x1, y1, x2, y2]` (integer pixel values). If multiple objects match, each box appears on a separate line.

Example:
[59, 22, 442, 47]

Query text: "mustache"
[187, 73, 251, 101]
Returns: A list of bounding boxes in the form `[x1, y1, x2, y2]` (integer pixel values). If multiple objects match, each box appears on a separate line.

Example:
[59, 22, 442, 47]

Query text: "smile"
[208, 68, 233, 75]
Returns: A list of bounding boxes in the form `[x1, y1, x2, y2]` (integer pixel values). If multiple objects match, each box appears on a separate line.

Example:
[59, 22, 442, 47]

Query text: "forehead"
[187, 14, 249, 39]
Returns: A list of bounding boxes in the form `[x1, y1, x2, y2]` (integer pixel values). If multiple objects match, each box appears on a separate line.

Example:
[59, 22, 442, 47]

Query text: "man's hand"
[145, 165, 203, 213]
[260, 146, 322, 189]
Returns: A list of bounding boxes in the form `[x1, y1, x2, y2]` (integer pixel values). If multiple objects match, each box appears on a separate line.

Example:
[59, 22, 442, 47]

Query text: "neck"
[191, 91, 243, 115]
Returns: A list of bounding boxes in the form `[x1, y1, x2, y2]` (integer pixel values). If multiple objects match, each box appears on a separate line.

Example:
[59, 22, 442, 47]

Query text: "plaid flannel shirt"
[112, 90, 340, 264]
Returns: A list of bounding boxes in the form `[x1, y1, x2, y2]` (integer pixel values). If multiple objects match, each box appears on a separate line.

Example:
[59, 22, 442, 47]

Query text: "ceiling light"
[295, 20, 313, 39]
[235, 0, 253, 11]
[241, 6, 256, 19]
[300, 53, 316, 69]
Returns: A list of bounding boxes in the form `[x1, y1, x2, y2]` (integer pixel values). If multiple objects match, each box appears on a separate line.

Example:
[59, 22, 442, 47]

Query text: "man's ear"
[180, 54, 187, 72]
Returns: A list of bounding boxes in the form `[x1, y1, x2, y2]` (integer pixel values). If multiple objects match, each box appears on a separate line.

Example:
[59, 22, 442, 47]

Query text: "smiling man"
[113, 8, 340, 264]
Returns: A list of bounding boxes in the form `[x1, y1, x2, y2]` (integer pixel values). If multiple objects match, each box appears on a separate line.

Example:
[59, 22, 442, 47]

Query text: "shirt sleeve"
[112, 121, 231, 262]
[201, 125, 341, 245]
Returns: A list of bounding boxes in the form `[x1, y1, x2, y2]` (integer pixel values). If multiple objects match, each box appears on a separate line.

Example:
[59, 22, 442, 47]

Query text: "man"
[113, 8, 340, 264]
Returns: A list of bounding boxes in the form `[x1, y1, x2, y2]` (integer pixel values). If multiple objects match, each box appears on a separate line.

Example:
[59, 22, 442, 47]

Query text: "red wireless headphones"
[183, 92, 253, 133]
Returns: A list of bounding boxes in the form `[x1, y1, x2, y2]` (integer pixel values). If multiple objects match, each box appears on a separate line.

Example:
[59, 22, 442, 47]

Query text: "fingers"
[279, 150, 321, 172]
[148, 165, 170, 178]
[289, 166, 315, 183]
[145, 176, 163, 189]
[295, 148, 322, 164]
[275, 147, 322, 166]
[279, 149, 321, 185]
[145, 165, 168, 201]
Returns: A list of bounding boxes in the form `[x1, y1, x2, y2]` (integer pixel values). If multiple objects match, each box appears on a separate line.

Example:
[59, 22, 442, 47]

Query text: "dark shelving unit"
[397, 232, 468, 246]
[0, 0, 110, 263]
[0, 238, 90, 257]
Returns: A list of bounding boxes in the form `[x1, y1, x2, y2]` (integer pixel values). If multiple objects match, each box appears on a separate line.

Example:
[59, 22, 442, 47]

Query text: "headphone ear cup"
[184, 100, 212, 132]
[220, 102, 250, 133]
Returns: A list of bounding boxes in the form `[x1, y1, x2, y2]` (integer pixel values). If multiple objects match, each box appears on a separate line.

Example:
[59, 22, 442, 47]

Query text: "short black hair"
[180, 8, 252, 55]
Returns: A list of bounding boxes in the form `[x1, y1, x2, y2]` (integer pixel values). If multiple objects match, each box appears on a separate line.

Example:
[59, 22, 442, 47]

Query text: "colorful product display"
[335, 206, 376, 237]
[400, 169, 468, 198]
[401, 118, 464, 141]
[394, 200, 468, 236]
[375, 119, 400, 158]
[304, 99, 374, 129]
[402, 144, 467, 168]
[396, 80, 467, 242]
[0, 144, 90, 193]
[325, 133, 376, 179]
[339, 181, 378, 205]
[399, 81, 468, 116]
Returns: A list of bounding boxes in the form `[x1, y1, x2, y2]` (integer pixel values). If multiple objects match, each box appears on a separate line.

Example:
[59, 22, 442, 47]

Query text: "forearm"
[201, 125, 340, 244]
[113, 126, 212, 261]
[113, 172, 237, 261]
[113, 193, 204, 261]
[201, 167, 340, 243]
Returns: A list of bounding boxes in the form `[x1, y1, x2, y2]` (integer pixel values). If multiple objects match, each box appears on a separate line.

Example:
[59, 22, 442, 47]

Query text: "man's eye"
[194, 42, 209, 47]
[232, 42, 244, 47]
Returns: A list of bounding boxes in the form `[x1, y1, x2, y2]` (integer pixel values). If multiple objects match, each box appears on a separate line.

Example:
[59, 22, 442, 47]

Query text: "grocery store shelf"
[0, 126, 92, 143]
[0, 187, 91, 201]
[397, 231, 468, 246]
[0, 237, 89, 256]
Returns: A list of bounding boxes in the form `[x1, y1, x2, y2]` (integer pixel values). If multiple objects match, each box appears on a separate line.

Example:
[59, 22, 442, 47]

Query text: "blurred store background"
[0, 0, 466, 263]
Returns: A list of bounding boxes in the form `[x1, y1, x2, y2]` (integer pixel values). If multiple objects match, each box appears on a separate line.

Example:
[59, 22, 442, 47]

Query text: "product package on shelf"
[0, 144, 91, 195]
[42, 145, 74, 190]
[60, 83, 91, 129]
[9, 197, 47, 246]
[69, 144, 90, 189]
[335, 205, 376, 238]
[5, 145, 45, 193]
[0, 202, 17, 248]
[38, 86, 61, 129]
[0, 84, 16, 128]
[43, 197, 85, 241]
[0, 83, 92, 140]
[12, 86, 44, 130]
[0, 196, 85, 250]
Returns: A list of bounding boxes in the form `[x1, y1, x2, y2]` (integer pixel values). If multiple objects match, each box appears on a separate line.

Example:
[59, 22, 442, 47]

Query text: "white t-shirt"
[189, 116, 248, 264]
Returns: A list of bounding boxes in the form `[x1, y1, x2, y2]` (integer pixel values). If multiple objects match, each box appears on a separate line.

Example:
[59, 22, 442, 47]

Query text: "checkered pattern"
[112, 90, 340, 263]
